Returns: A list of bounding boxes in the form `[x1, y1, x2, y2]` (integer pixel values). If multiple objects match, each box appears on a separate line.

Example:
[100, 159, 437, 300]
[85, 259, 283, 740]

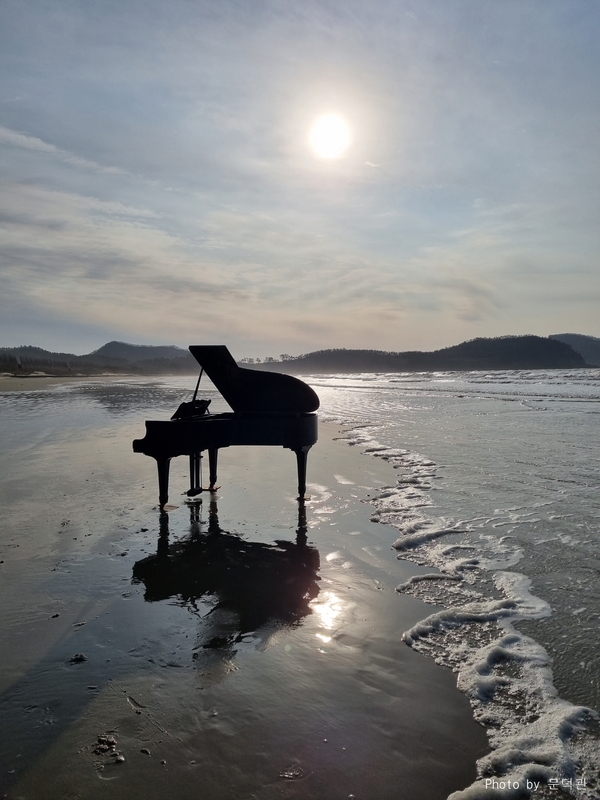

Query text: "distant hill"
[0, 342, 197, 376]
[0, 334, 592, 377]
[90, 341, 189, 362]
[549, 333, 600, 366]
[259, 336, 587, 374]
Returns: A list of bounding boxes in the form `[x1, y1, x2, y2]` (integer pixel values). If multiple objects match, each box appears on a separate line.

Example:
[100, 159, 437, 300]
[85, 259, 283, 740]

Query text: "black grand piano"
[133, 345, 319, 507]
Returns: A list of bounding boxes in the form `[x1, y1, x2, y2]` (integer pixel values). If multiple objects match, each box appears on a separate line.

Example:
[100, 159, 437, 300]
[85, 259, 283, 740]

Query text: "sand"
[0, 374, 132, 392]
[0, 382, 489, 799]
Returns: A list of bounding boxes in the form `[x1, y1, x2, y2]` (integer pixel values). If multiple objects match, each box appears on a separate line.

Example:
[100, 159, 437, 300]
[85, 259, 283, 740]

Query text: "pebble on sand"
[69, 653, 88, 663]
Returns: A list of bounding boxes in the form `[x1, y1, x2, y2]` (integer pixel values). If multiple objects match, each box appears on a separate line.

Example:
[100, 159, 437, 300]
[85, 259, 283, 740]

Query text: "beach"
[1, 370, 599, 799]
[0, 376, 488, 800]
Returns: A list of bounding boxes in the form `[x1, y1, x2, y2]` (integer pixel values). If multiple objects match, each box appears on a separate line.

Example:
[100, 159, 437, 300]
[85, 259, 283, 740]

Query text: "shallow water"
[0, 378, 487, 800]
[312, 368, 600, 798]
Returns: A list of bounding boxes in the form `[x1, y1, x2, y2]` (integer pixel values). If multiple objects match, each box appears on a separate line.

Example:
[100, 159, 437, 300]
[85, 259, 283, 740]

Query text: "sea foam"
[340, 424, 599, 800]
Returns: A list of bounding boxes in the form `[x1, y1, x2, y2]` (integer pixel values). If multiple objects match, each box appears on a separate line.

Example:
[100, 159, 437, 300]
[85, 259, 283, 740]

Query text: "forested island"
[1, 334, 598, 377]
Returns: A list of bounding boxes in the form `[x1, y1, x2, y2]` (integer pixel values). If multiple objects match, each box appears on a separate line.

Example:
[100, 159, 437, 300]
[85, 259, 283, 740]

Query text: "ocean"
[0, 368, 598, 799]
[313, 368, 600, 798]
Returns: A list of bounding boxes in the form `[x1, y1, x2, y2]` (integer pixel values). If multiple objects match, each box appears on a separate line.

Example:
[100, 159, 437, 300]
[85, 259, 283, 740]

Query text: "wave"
[336, 424, 599, 800]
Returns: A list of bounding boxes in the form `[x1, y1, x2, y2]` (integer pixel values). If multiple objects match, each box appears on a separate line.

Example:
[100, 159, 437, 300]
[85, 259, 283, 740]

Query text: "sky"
[1, 0, 599, 357]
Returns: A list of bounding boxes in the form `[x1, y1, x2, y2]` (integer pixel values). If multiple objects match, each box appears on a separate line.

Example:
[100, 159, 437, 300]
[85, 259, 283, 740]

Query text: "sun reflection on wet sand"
[310, 590, 344, 632]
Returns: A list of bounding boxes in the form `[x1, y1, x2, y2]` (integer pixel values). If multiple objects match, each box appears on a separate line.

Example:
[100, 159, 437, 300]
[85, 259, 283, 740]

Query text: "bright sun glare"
[309, 114, 350, 159]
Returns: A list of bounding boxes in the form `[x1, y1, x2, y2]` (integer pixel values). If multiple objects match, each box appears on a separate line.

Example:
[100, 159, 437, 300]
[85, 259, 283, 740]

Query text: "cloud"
[0, 184, 246, 338]
[0, 126, 125, 175]
[3, 169, 599, 354]
[1, 1, 599, 351]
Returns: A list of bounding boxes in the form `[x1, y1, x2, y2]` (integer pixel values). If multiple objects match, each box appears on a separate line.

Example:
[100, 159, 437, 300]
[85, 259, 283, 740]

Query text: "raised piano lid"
[189, 345, 320, 415]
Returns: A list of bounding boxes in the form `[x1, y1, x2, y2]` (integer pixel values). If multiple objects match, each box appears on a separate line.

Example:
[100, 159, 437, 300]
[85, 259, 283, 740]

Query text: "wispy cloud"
[0, 126, 125, 175]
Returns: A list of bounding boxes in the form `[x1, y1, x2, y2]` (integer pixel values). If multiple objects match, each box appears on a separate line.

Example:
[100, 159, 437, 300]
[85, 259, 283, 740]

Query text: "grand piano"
[133, 345, 319, 507]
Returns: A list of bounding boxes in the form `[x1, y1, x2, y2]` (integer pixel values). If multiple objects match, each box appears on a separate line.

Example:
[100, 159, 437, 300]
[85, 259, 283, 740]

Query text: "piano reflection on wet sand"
[133, 345, 319, 508]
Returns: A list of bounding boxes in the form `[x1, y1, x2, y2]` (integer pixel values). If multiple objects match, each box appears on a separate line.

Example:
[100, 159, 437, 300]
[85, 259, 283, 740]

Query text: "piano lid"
[189, 345, 320, 415]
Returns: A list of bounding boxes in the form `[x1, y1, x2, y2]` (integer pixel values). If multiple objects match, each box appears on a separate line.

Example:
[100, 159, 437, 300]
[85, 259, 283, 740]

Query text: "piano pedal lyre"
[187, 448, 220, 496]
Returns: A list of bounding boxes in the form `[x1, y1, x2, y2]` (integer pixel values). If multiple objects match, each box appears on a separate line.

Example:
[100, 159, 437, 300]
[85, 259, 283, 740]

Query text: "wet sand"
[0, 374, 130, 392]
[0, 384, 488, 799]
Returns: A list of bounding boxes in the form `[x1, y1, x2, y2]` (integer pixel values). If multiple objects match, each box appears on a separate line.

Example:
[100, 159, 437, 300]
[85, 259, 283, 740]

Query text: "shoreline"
[0, 374, 142, 392]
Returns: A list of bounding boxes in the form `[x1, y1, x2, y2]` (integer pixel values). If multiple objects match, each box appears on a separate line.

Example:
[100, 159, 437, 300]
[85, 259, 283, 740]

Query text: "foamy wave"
[449, 625, 594, 800]
[337, 423, 600, 800]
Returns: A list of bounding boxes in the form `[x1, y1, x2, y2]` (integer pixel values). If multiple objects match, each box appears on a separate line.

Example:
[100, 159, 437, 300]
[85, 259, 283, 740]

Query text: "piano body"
[133, 345, 319, 507]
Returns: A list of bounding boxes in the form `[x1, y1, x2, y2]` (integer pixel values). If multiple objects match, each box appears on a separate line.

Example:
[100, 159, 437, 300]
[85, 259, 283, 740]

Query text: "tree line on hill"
[267, 335, 590, 373]
[0, 334, 598, 378]
[0, 342, 196, 377]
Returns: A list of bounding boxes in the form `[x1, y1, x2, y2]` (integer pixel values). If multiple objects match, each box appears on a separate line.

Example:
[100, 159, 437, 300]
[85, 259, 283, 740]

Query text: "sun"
[309, 114, 350, 159]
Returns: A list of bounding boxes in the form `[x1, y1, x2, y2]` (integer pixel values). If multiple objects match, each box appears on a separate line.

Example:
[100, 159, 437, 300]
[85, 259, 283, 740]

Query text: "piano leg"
[295, 446, 311, 500]
[157, 458, 171, 508]
[208, 448, 218, 490]
[188, 453, 202, 495]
